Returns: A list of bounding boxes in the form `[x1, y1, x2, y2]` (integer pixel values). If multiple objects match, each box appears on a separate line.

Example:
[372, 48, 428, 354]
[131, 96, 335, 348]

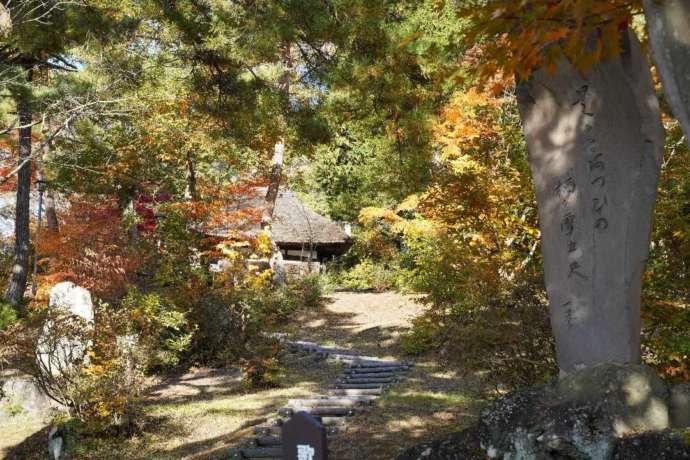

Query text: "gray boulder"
[478, 364, 670, 459]
[397, 364, 690, 460]
[37, 282, 94, 379]
[0, 370, 59, 417]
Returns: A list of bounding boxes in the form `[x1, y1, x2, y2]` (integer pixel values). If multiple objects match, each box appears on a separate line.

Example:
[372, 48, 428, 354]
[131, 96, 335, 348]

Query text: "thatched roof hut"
[271, 190, 347, 244]
[208, 188, 351, 262]
[269, 190, 352, 261]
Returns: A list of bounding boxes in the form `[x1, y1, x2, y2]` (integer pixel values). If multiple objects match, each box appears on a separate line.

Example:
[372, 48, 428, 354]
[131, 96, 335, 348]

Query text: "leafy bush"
[0, 301, 17, 330]
[400, 318, 435, 355]
[642, 301, 690, 382]
[290, 273, 324, 308]
[337, 259, 397, 291]
[0, 302, 146, 434]
[119, 289, 193, 371]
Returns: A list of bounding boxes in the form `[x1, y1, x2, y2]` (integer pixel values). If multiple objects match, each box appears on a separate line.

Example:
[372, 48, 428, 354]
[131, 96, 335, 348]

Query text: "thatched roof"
[207, 188, 350, 246]
[270, 190, 349, 245]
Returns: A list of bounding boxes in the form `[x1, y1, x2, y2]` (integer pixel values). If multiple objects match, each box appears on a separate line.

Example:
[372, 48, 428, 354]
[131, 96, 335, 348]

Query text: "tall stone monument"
[516, 30, 664, 373]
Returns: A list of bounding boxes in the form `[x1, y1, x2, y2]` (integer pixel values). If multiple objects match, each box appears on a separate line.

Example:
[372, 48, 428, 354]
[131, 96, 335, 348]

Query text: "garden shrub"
[0, 301, 147, 434]
[292, 273, 324, 308]
[119, 289, 193, 371]
[337, 259, 397, 291]
[0, 301, 17, 330]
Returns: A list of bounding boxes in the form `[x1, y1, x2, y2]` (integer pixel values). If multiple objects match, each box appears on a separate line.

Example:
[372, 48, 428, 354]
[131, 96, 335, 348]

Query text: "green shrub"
[338, 259, 397, 291]
[641, 121, 690, 381]
[120, 289, 193, 371]
[291, 273, 324, 308]
[400, 318, 435, 355]
[0, 302, 17, 330]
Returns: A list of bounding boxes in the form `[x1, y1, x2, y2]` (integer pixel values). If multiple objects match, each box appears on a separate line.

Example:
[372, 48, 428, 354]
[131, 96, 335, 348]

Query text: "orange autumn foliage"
[35, 196, 141, 301]
[174, 179, 266, 234]
[461, 0, 638, 80]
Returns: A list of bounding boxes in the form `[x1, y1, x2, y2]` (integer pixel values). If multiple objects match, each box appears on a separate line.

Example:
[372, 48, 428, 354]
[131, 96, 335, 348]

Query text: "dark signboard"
[282, 411, 328, 460]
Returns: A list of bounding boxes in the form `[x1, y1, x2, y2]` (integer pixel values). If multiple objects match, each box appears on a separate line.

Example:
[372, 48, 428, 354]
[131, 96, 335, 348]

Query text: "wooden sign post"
[282, 411, 328, 460]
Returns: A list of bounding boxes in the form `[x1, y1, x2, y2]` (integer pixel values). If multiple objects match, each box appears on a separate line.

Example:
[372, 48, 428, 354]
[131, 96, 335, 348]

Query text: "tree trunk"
[6, 68, 33, 314]
[260, 44, 292, 286]
[643, 0, 690, 147]
[516, 30, 664, 374]
[45, 191, 59, 233]
[184, 149, 198, 201]
[262, 140, 284, 226]
[263, 141, 287, 286]
[38, 137, 58, 233]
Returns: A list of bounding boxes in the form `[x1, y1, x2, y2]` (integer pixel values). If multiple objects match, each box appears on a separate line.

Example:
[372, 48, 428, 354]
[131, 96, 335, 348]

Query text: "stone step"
[338, 372, 400, 381]
[341, 372, 397, 379]
[253, 436, 282, 447]
[254, 424, 342, 437]
[228, 448, 279, 459]
[319, 348, 359, 356]
[349, 363, 409, 370]
[279, 407, 360, 417]
[326, 354, 361, 363]
[236, 447, 283, 458]
[254, 426, 281, 436]
[291, 341, 319, 348]
[335, 383, 386, 390]
[344, 366, 407, 374]
[338, 372, 400, 383]
[317, 416, 349, 426]
[287, 396, 376, 407]
[337, 377, 398, 384]
[350, 360, 406, 367]
[330, 388, 383, 396]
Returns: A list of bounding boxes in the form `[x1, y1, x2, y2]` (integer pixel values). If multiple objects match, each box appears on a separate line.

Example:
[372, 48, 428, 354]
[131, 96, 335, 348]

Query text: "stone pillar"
[644, 0, 690, 146]
[516, 30, 664, 373]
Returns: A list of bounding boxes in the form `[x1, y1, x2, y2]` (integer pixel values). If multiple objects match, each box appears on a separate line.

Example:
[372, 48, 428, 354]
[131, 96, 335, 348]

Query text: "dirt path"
[289, 291, 424, 359]
[281, 291, 487, 460]
[315, 291, 425, 331]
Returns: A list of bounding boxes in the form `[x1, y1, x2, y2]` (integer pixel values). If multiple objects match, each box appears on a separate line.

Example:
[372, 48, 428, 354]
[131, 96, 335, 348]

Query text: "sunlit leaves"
[459, 0, 639, 81]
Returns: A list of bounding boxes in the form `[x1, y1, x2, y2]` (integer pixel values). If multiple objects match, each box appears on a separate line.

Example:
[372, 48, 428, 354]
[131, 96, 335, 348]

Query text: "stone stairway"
[228, 340, 413, 459]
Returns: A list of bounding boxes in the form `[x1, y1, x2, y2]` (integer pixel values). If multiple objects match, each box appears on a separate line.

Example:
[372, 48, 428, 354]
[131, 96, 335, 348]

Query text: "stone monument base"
[397, 364, 690, 460]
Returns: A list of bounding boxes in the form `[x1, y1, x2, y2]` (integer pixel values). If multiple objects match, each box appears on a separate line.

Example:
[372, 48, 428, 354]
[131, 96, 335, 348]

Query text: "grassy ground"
[1, 357, 342, 459]
[0, 291, 488, 459]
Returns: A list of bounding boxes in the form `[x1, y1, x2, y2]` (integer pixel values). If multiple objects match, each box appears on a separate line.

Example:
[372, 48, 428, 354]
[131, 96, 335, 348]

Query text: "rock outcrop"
[397, 364, 690, 460]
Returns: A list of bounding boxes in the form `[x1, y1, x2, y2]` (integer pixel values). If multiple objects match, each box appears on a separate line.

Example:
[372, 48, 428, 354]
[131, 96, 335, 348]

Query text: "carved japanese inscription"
[516, 30, 664, 373]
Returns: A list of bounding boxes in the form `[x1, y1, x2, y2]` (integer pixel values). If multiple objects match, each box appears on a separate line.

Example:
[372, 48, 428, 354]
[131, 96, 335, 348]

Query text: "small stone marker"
[282, 411, 327, 460]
